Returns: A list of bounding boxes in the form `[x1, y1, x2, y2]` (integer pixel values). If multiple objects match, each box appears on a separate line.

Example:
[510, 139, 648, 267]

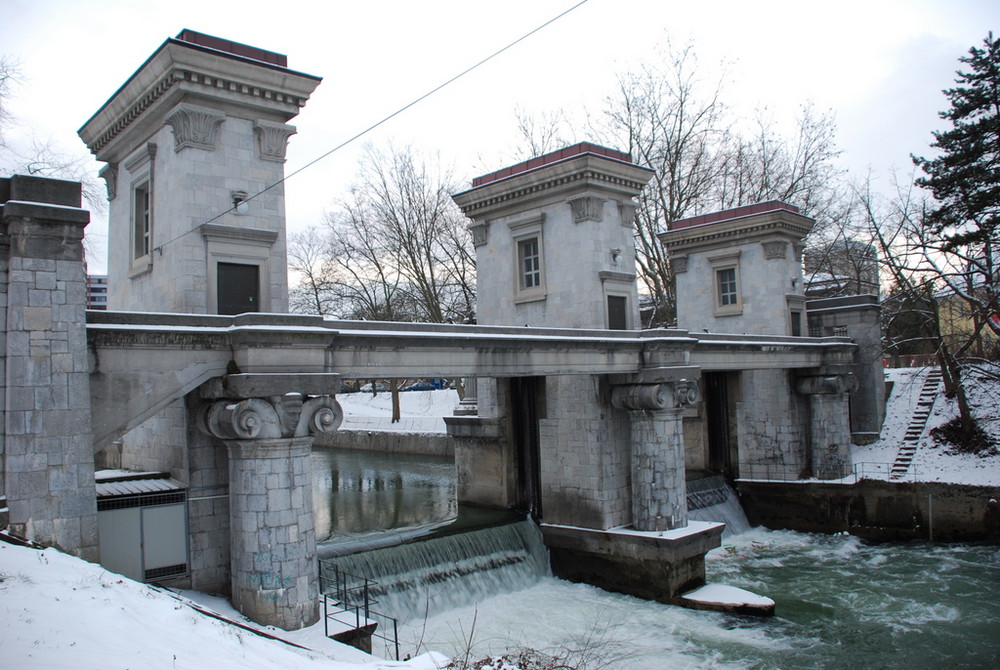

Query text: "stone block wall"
[1, 175, 98, 559]
[806, 295, 885, 440]
[183, 397, 231, 594]
[736, 369, 808, 479]
[539, 376, 632, 529]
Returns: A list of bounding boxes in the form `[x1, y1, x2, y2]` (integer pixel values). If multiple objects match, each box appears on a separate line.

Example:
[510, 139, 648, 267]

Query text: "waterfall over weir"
[319, 519, 550, 623]
[687, 475, 751, 537]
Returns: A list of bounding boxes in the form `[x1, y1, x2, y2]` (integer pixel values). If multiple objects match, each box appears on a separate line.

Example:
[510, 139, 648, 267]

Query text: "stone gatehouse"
[1, 29, 883, 631]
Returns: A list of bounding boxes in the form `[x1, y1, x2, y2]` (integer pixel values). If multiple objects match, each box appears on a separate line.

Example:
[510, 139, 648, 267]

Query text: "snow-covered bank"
[852, 366, 1000, 486]
[0, 538, 445, 670]
[337, 389, 460, 434]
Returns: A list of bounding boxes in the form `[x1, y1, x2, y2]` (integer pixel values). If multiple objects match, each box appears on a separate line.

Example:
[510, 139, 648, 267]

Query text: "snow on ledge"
[542, 520, 723, 541]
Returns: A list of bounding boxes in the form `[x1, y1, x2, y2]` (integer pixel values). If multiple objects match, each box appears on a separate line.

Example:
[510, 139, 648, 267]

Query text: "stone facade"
[661, 201, 813, 336]
[453, 144, 656, 531]
[806, 294, 886, 442]
[78, 29, 321, 315]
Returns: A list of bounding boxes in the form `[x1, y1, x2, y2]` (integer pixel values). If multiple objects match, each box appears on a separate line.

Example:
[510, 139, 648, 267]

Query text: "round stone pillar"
[226, 436, 319, 630]
[612, 380, 699, 532]
[629, 407, 687, 531]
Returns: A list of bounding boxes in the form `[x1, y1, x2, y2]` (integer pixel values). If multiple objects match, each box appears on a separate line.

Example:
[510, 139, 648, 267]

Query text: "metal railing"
[735, 461, 920, 484]
[320, 564, 400, 661]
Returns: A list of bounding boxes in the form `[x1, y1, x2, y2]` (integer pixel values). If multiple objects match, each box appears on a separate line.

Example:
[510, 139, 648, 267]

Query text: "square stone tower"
[79, 30, 321, 314]
[454, 143, 654, 329]
[452, 144, 655, 529]
[660, 201, 814, 336]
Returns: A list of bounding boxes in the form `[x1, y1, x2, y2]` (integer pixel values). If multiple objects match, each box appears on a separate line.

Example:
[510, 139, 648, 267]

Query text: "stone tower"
[452, 143, 658, 529]
[454, 143, 654, 330]
[79, 30, 321, 314]
[660, 201, 814, 336]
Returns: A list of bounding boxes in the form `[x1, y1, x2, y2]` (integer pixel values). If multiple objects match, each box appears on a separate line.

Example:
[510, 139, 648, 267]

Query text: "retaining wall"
[738, 479, 1000, 542]
[313, 430, 453, 457]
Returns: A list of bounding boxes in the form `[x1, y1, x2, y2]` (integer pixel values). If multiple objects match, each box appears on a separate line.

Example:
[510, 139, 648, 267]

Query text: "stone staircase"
[890, 367, 943, 480]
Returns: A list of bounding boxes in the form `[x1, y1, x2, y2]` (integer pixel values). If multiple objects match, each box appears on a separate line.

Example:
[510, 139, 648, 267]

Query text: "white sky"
[1, 0, 997, 273]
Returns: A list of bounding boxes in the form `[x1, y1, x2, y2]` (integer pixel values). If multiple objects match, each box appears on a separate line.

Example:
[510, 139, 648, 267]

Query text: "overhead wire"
[151, 0, 591, 256]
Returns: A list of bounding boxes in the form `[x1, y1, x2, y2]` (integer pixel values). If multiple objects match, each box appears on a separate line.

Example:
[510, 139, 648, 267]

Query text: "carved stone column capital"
[164, 104, 225, 152]
[569, 195, 605, 223]
[611, 380, 699, 411]
[200, 394, 342, 440]
[253, 120, 297, 162]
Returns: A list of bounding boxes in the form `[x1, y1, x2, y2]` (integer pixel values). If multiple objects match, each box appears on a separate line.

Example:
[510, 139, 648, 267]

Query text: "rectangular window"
[133, 182, 150, 260]
[717, 267, 738, 306]
[790, 310, 802, 336]
[509, 215, 546, 304]
[519, 237, 541, 289]
[608, 295, 628, 330]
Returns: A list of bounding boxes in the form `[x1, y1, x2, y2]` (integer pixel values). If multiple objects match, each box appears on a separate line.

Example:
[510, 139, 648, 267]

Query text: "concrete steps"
[890, 368, 943, 480]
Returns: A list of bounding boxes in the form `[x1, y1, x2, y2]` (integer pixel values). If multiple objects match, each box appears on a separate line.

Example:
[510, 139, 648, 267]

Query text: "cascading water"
[686, 475, 751, 536]
[319, 519, 550, 623]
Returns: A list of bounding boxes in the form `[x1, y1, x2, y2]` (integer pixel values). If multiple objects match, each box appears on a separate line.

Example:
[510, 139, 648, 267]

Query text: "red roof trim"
[671, 200, 801, 230]
[471, 142, 633, 188]
[176, 29, 288, 67]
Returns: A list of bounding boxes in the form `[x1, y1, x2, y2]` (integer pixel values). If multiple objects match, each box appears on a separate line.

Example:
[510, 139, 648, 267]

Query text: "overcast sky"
[1, 0, 996, 273]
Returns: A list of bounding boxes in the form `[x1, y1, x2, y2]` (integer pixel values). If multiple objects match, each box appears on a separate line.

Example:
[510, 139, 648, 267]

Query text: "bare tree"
[287, 227, 337, 315]
[597, 43, 728, 326]
[590, 44, 847, 326]
[861, 173, 991, 449]
[288, 143, 476, 323]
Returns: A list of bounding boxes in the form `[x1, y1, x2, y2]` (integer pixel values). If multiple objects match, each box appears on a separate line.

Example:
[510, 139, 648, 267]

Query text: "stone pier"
[797, 373, 856, 479]
[200, 385, 342, 629]
[1, 175, 98, 559]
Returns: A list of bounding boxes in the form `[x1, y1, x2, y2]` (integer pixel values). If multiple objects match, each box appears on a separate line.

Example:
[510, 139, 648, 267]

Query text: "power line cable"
[152, 0, 591, 255]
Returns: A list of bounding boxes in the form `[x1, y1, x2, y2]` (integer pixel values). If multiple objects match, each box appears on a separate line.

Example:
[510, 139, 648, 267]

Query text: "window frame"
[709, 250, 743, 317]
[508, 215, 547, 304]
[123, 143, 156, 277]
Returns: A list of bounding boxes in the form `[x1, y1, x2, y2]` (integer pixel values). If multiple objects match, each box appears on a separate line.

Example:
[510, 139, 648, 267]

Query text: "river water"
[311, 446, 1000, 668]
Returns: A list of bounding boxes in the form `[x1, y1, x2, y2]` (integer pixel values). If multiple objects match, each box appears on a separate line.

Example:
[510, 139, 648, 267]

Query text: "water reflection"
[311, 447, 457, 543]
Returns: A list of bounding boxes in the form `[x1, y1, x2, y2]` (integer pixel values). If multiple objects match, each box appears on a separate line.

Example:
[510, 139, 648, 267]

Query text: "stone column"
[796, 374, 855, 479]
[612, 381, 699, 531]
[201, 393, 342, 630]
[1, 176, 98, 559]
[453, 377, 478, 416]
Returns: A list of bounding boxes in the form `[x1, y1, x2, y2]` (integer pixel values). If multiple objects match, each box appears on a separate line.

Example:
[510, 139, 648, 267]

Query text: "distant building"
[87, 274, 108, 310]
[803, 239, 879, 298]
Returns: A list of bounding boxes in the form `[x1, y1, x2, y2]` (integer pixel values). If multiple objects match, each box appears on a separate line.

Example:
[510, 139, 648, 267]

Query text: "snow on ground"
[0, 538, 447, 670]
[338, 389, 460, 433]
[852, 365, 1000, 486]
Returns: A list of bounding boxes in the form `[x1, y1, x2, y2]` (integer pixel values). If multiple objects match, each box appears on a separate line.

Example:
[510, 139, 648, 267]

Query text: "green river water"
[312, 446, 1000, 668]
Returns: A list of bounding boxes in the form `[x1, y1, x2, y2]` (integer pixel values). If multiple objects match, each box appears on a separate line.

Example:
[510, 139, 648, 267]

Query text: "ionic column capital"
[199, 394, 342, 440]
[611, 380, 699, 411]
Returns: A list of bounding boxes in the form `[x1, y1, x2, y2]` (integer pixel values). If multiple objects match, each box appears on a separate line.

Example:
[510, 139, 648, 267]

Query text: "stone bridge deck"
[87, 310, 855, 448]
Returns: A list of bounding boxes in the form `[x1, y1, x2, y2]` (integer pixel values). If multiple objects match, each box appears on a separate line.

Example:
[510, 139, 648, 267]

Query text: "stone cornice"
[658, 211, 814, 254]
[453, 154, 653, 222]
[200, 223, 279, 246]
[79, 39, 320, 161]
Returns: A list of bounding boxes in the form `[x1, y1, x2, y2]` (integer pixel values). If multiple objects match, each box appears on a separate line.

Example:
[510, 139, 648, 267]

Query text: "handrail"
[320, 563, 400, 661]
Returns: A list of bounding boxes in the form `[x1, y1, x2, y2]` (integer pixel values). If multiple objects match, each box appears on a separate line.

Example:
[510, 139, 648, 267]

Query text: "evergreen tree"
[913, 32, 999, 249]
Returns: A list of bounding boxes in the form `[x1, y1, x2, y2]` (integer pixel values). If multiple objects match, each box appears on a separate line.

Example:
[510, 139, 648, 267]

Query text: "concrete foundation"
[739, 479, 1000, 542]
[542, 522, 723, 602]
